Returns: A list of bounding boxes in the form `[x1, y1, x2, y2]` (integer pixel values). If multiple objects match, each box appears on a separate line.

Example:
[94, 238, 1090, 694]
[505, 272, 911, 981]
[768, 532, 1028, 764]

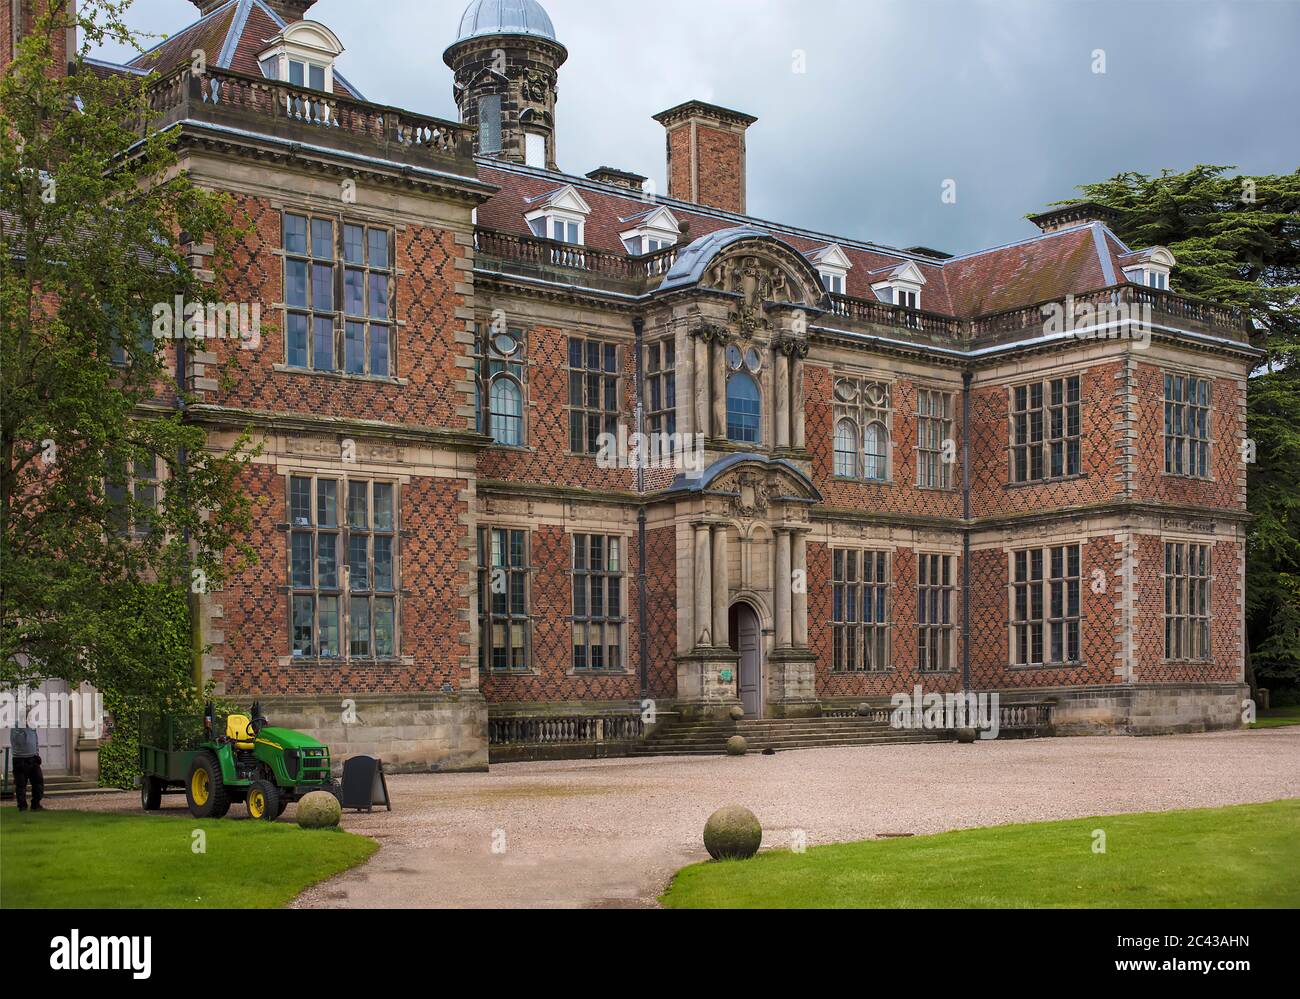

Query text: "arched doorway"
[729, 602, 763, 718]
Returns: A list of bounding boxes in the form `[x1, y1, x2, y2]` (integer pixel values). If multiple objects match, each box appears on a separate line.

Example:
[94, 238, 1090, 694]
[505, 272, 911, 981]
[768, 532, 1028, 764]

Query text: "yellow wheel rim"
[249, 789, 265, 818]
[192, 769, 210, 806]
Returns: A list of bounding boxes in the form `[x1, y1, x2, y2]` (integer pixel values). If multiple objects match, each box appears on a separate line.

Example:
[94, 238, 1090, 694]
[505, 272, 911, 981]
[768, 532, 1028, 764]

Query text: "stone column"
[791, 353, 806, 449]
[711, 339, 727, 440]
[792, 531, 808, 649]
[712, 524, 729, 650]
[693, 333, 709, 440]
[774, 528, 792, 649]
[694, 523, 713, 647]
[775, 350, 791, 450]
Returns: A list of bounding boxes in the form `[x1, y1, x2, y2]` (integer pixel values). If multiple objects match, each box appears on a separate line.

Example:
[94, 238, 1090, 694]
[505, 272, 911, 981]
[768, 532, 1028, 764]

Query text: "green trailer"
[139, 702, 338, 820]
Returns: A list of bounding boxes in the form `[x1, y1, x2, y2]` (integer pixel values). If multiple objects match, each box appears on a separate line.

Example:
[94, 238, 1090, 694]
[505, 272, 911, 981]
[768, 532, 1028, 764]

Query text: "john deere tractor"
[139, 702, 338, 820]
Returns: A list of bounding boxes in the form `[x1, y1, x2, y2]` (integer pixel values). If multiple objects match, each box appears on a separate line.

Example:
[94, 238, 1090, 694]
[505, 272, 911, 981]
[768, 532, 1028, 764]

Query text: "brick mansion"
[15, 0, 1259, 770]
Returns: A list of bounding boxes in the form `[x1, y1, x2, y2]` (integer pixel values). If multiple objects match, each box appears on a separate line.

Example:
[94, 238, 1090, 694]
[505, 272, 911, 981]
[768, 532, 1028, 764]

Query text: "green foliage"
[97, 585, 190, 788]
[1057, 166, 1300, 692]
[0, 2, 258, 702]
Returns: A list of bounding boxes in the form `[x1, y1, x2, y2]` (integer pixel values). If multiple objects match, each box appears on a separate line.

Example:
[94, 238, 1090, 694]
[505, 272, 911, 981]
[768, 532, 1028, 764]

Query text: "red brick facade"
[70, 0, 1256, 762]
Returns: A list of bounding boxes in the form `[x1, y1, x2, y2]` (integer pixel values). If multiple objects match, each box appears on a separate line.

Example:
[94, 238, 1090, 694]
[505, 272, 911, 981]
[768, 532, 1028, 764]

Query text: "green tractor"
[139, 702, 338, 820]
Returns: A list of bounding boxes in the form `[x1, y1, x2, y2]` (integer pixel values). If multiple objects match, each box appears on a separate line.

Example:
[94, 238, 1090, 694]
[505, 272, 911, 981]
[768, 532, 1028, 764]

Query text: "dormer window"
[870, 260, 927, 312]
[808, 244, 853, 297]
[258, 21, 344, 94]
[1121, 247, 1175, 292]
[524, 185, 592, 247]
[620, 206, 680, 256]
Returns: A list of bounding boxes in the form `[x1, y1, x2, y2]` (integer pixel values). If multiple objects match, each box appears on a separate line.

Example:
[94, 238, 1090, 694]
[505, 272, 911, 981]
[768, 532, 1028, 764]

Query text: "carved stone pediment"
[712, 462, 817, 521]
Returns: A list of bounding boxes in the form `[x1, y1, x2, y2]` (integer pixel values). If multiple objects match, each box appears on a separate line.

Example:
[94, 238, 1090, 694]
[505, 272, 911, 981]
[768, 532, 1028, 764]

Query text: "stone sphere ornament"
[703, 805, 763, 860]
[296, 791, 342, 829]
[857, 703, 872, 717]
[726, 735, 748, 756]
[728, 705, 745, 721]
[955, 727, 979, 744]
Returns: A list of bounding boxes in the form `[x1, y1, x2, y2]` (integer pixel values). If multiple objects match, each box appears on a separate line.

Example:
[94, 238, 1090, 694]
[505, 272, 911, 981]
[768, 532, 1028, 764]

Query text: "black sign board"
[341, 756, 392, 812]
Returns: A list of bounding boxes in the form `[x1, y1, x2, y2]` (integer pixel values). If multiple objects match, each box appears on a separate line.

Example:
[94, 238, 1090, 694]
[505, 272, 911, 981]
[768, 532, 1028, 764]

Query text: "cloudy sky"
[93, 0, 1300, 256]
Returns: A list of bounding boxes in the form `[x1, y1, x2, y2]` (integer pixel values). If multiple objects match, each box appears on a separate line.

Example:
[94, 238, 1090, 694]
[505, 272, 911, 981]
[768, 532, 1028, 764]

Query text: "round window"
[726, 344, 743, 371]
[493, 332, 519, 357]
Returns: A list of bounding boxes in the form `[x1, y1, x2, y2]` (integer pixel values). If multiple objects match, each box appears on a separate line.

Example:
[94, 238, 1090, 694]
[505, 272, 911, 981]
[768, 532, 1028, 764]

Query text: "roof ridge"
[217, 0, 253, 69]
[127, 0, 238, 66]
[475, 158, 947, 269]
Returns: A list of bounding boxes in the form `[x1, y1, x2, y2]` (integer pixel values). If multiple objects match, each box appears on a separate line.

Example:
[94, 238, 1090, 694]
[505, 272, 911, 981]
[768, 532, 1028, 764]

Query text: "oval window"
[745, 347, 762, 373]
[726, 344, 743, 371]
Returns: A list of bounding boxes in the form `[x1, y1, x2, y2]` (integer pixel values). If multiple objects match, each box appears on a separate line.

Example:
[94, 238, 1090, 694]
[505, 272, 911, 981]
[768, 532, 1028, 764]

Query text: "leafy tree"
[1, 0, 256, 707]
[1051, 166, 1300, 696]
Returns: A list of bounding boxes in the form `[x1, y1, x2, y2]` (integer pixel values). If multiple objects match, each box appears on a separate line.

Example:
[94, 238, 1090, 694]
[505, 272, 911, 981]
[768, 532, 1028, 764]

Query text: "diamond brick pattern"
[1130, 364, 1245, 510]
[808, 367, 963, 519]
[968, 363, 1123, 517]
[214, 468, 471, 696]
[477, 324, 637, 491]
[199, 194, 470, 429]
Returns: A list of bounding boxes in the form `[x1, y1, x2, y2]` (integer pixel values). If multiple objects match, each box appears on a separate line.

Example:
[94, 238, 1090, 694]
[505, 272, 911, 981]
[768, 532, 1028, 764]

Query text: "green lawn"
[0, 807, 377, 908]
[1251, 705, 1300, 729]
[662, 799, 1300, 909]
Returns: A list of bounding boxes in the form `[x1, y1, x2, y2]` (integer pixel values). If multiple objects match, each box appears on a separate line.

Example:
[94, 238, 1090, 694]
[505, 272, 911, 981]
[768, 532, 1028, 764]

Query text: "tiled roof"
[122, 0, 363, 99]
[476, 161, 1141, 319]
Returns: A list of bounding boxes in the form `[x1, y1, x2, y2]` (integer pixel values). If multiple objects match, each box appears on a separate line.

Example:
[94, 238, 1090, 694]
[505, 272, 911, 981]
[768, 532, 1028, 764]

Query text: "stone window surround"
[1162, 538, 1213, 664]
[915, 386, 956, 491]
[569, 532, 629, 676]
[1007, 543, 1083, 668]
[1162, 370, 1215, 481]
[1007, 373, 1083, 485]
[277, 210, 399, 381]
[830, 547, 891, 673]
[285, 472, 400, 664]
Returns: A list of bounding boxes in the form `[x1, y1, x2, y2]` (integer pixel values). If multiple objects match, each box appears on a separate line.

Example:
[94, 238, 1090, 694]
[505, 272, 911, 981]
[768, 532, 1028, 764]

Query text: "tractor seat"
[225, 714, 256, 751]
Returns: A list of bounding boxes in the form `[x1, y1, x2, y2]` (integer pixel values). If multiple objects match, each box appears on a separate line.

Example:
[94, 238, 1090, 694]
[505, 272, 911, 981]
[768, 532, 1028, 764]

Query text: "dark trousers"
[13, 756, 43, 809]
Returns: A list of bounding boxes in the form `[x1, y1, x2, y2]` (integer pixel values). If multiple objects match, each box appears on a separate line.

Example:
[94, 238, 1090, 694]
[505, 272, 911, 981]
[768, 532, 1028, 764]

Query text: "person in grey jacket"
[9, 720, 44, 811]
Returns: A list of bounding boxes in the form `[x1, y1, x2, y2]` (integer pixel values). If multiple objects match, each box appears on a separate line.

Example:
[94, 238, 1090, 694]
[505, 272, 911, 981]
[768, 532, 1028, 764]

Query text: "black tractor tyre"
[247, 779, 282, 821]
[186, 751, 230, 819]
[141, 776, 164, 811]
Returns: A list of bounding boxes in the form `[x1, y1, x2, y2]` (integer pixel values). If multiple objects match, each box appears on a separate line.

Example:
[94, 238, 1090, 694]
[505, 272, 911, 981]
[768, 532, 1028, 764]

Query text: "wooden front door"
[734, 604, 763, 718]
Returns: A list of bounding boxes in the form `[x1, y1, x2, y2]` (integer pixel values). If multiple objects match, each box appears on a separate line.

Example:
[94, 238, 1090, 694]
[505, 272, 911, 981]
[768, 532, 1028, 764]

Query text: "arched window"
[489, 377, 523, 446]
[864, 421, 888, 481]
[834, 419, 859, 478]
[726, 372, 761, 444]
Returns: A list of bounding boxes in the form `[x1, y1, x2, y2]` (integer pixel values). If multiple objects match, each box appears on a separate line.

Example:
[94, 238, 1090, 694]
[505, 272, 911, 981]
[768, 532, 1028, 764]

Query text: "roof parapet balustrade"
[145, 65, 479, 177]
[472, 226, 1252, 348]
[474, 228, 680, 294]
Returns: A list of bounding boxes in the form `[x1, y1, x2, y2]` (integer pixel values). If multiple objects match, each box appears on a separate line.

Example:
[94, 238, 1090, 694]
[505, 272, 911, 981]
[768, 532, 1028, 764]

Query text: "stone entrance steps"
[631, 716, 951, 757]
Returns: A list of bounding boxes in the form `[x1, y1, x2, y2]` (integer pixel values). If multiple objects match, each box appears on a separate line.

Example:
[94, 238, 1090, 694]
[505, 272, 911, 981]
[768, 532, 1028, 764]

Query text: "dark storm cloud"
[95, 0, 1300, 254]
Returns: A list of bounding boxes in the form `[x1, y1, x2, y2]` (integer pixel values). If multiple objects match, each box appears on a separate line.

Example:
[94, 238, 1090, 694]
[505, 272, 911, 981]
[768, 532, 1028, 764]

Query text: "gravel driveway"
[57, 729, 1300, 908]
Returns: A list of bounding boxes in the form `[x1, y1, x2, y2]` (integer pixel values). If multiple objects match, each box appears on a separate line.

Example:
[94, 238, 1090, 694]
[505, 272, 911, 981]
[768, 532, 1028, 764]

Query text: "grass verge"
[661, 799, 1300, 909]
[1, 806, 377, 908]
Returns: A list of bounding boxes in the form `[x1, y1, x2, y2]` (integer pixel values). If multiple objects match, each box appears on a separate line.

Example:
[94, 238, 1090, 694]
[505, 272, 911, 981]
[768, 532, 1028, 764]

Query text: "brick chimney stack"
[653, 100, 757, 215]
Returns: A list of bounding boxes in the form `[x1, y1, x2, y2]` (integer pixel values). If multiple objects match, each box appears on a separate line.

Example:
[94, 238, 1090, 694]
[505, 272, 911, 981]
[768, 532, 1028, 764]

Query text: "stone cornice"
[166, 121, 499, 207]
[184, 404, 491, 451]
